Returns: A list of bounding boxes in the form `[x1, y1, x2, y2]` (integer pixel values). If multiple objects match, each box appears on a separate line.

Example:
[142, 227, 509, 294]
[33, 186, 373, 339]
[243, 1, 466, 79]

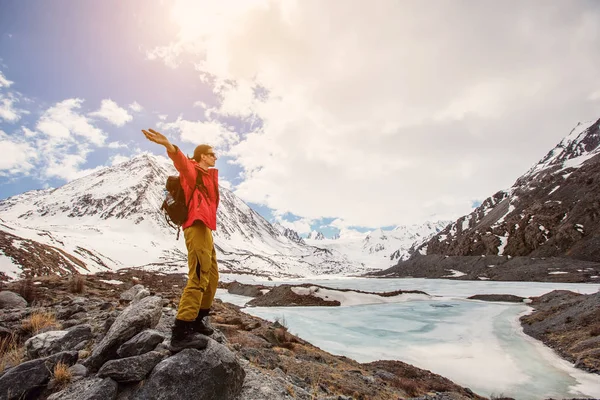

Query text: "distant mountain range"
[0, 154, 442, 280]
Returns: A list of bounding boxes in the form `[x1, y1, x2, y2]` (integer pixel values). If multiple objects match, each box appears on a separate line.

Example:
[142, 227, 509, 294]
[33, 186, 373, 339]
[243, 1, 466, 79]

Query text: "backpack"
[161, 173, 209, 239]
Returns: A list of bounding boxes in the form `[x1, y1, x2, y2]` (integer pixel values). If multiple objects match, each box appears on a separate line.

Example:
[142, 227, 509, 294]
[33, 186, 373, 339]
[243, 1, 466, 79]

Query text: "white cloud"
[0, 70, 27, 123]
[129, 101, 143, 112]
[0, 131, 36, 176]
[158, 116, 239, 149]
[218, 178, 232, 189]
[110, 154, 131, 166]
[274, 215, 314, 235]
[0, 95, 21, 122]
[28, 98, 109, 181]
[0, 71, 13, 88]
[89, 99, 133, 127]
[158, 114, 168, 121]
[590, 90, 600, 101]
[148, 1, 600, 226]
[37, 99, 106, 146]
[107, 141, 128, 149]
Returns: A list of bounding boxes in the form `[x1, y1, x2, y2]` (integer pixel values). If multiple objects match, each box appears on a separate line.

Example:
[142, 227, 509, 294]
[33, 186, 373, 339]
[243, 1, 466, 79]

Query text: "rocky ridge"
[378, 118, 600, 281]
[0, 270, 484, 400]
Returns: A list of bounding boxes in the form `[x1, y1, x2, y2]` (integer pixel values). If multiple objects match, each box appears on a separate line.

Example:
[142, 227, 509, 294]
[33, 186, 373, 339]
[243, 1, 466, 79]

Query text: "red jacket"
[168, 146, 220, 231]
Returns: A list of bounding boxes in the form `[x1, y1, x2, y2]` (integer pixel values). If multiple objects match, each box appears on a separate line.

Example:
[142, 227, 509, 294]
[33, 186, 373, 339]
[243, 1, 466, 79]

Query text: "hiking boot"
[169, 319, 209, 353]
[193, 309, 214, 335]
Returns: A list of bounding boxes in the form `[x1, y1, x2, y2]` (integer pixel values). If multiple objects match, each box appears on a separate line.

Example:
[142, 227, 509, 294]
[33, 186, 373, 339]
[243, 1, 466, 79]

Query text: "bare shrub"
[14, 278, 38, 304]
[68, 274, 86, 294]
[52, 361, 72, 389]
[22, 310, 59, 335]
[0, 334, 23, 373]
[590, 324, 600, 337]
[396, 377, 421, 397]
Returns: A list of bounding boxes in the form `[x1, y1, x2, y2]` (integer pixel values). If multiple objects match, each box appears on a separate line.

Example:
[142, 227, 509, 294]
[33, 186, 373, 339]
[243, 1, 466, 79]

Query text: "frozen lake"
[217, 276, 600, 400]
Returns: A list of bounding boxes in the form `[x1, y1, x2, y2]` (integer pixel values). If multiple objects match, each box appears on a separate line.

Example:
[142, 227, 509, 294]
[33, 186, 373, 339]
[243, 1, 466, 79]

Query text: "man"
[142, 128, 220, 350]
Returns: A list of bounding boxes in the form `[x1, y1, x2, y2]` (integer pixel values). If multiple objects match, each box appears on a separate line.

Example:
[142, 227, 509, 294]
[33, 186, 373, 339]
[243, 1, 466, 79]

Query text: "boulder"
[25, 324, 94, 359]
[0, 351, 78, 400]
[48, 325, 93, 357]
[25, 330, 69, 359]
[97, 350, 167, 382]
[133, 340, 245, 400]
[47, 377, 118, 400]
[117, 329, 165, 358]
[0, 291, 27, 309]
[120, 285, 146, 303]
[132, 288, 151, 303]
[84, 296, 162, 372]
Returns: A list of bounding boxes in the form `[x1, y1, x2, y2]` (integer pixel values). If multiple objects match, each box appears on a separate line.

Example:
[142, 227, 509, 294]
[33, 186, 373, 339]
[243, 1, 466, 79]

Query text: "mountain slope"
[0, 154, 363, 280]
[408, 117, 600, 262]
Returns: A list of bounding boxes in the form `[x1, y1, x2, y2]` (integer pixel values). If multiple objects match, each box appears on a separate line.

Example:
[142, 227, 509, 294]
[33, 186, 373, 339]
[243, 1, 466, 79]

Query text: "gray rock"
[120, 285, 147, 303]
[25, 325, 93, 359]
[0, 291, 27, 309]
[46, 324, 93, 357]
[57, 304, 85, 319]
[132, 288, 151, 303]
[47, 377, 118, 400]
[25, 330, 69, 359]
[97, 350, 166, 382]
[69, 363, 88, 377]
[117, 329, 165, 358]
[84, 296, 163, 372]
[133, 340, 245, 400]
[240, 363, 311, 400]
[0, 351, 78, 400]
[0, 309, 26, 324]
[71, 297, 87, 306]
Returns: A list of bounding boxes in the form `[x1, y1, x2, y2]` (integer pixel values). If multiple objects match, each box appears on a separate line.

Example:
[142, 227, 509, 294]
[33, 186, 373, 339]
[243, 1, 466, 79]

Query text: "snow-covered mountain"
[306, 231, 325, 240]
[304, 221, 448, 270]
[409, 117, 600, 262]
[0, 154, 367, 280]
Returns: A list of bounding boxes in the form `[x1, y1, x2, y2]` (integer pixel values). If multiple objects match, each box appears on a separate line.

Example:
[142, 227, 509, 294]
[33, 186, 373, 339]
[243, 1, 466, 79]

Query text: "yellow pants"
[176, 222, 219, 322]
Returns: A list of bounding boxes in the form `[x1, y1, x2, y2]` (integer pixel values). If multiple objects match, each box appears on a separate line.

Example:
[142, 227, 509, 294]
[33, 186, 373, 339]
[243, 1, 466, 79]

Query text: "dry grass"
[14, 278, 38, 304]
[68, 274, 86, 294]
[22, 310, 60, 335]
[52, 361, 72, 389]
[0, 334, 23, 373]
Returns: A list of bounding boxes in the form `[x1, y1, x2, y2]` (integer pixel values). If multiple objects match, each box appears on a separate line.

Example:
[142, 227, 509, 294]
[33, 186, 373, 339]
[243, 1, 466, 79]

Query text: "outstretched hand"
[142, 129, 170, 146]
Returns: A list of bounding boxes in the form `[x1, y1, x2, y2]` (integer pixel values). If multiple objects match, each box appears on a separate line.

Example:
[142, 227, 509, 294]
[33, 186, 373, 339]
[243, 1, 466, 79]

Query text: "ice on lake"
[216, 277, 600, 399]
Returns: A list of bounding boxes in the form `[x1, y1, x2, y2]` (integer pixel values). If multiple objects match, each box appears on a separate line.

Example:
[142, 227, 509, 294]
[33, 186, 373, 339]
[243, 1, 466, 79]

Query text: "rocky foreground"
[0, 270, 485, 400]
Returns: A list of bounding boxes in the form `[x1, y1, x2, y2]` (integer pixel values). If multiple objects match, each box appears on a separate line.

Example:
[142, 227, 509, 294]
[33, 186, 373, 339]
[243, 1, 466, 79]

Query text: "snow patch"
[99, 279, 124, 285]
[497, 236, 508, 256]
[443, 269, 466, 278]
[548, 271, 569, 275]
[290, 286, 430, 306]
[548, 186, 560, 195]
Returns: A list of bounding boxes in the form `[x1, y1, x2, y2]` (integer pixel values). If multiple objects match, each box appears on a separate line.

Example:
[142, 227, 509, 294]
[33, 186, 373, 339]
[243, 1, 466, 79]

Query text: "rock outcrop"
[521, 289, 600, 373]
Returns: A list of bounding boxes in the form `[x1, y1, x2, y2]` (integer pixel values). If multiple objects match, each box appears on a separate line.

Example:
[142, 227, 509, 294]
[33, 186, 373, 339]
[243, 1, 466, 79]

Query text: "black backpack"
[161, 173, 209, 239]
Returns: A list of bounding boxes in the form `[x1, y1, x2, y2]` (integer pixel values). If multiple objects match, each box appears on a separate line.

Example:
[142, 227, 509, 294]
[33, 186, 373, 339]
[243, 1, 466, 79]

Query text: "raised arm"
[142, 128, 176, 153]
[142, 128, 195, 187]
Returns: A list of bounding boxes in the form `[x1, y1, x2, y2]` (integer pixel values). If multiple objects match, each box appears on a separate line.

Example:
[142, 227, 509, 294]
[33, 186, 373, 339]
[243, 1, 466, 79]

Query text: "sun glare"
[170, 0, 269, 42]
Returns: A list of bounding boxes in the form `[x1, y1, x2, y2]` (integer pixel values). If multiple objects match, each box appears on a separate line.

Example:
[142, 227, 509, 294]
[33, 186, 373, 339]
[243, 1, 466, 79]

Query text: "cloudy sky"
[1, 0, 599, 237]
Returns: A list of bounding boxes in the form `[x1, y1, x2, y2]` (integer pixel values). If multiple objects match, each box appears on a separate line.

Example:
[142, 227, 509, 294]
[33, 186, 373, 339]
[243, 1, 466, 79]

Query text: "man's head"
[193, 144, 218, 168]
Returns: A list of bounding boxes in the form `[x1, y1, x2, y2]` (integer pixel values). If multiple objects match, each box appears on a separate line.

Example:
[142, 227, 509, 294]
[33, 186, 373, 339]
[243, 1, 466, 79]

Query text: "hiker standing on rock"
[142, 128, 219, 350]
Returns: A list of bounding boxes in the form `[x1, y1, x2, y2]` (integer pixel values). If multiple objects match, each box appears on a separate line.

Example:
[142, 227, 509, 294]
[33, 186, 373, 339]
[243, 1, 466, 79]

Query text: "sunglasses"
[205, 152, 216, 158]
